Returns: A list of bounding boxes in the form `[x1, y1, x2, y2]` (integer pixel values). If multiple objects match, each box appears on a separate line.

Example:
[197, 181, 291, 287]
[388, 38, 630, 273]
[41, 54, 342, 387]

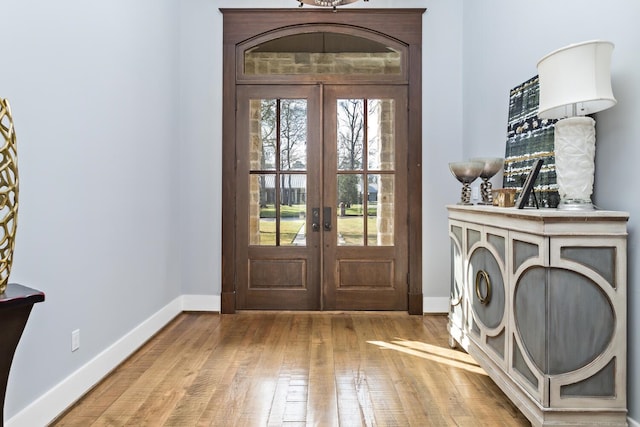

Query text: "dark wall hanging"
[502, 76, 559, 208]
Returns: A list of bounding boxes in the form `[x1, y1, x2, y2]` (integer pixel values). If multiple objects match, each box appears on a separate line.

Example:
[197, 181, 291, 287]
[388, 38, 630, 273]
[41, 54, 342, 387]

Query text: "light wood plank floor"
[51, 312, 530, 426]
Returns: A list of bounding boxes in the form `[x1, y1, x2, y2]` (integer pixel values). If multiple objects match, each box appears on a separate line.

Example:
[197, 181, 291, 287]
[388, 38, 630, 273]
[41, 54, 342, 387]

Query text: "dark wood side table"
[0, 284, 45, 427]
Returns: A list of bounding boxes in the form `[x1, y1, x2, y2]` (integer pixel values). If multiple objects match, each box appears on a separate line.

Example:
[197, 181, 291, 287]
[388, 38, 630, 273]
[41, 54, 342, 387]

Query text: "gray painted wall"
[178, 0, 220, 296]
[2, 0, 638, 424]
[2, 0, 182, 419]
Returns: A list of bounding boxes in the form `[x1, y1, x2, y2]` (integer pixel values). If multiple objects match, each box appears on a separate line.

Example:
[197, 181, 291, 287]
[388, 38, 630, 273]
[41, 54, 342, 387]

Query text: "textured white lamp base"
[553, 116, 596, 210]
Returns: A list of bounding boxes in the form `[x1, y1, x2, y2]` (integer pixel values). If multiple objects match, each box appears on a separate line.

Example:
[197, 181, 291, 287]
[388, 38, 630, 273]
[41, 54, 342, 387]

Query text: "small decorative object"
[449, 161, 484, 205]
[492, 188, 517, 207]
[0, 98, 19, 294]
[470, 157, 504, 205]
[537, 40, 616, 210]
[515, 159, 544, 209]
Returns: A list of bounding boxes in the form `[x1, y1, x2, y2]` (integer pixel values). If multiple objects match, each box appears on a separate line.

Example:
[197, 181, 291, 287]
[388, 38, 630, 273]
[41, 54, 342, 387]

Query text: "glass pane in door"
[337, 174, 364, 246]
[280, 174, 307, 246]
[279, 99, 308, 170]
[251, 174, 275, 246]
[243, 32, 403, 77]
[367, 99, 395, 171]
[249, 98, 308, 247]
[255, 99, 277, 170]
[337, 99, 364, 171]
[335, 98, 395, 247]
[367, 174, 394, 246]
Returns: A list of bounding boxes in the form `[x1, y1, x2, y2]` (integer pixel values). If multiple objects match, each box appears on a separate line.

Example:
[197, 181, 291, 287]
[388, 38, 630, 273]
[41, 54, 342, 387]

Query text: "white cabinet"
[447, 205, 628, 426]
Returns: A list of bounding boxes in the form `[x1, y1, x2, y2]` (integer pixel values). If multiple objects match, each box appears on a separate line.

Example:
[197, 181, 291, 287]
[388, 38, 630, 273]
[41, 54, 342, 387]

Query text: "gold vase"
[0, 98, 18, 294]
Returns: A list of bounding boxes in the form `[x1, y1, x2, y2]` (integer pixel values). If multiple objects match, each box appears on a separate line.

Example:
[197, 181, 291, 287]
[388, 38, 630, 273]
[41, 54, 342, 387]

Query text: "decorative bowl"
[469, 157, 504, 179]
[448, 161, 485, 184]
[449, 161, 484, 205]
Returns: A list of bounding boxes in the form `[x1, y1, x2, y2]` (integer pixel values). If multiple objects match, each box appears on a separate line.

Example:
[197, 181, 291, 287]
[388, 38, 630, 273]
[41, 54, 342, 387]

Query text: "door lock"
[311, 208, 320, 232]
[323, 207, 332, 231]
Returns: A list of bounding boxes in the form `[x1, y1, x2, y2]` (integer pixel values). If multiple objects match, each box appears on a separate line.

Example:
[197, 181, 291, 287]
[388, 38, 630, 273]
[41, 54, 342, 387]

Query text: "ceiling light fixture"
[298, 0, 368, 11]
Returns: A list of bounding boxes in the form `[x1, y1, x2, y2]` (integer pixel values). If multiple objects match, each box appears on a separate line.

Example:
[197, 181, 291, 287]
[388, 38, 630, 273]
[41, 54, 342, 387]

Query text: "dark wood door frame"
[221, 8, 425, 314]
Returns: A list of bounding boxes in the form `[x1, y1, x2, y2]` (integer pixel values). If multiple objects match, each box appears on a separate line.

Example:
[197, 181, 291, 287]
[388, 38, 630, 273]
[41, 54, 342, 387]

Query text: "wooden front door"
[235, 84, 408, 310]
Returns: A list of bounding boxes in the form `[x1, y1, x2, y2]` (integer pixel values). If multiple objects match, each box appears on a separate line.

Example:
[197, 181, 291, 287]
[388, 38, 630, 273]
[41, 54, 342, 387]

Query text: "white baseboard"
[6, 294, 220, 427]
[629, 415, 640, 427]
[181, 293, 220, 312]
[423, 296, 449, 313]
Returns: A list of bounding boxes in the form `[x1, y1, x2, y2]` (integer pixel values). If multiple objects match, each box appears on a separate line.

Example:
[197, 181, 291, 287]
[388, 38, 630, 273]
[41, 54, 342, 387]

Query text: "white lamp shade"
[537, 40, 616, 119]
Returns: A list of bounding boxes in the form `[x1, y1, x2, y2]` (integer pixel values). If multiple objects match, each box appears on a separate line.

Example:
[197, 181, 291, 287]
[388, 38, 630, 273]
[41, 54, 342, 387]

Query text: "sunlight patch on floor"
[367, 339, 487, 376]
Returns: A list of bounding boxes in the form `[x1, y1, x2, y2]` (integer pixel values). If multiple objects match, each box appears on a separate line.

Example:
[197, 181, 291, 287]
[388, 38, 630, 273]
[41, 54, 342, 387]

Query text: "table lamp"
[537, 40, 616, 210]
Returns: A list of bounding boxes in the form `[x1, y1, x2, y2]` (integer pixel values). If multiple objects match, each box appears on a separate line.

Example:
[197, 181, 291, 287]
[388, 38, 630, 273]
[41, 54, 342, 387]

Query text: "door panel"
[236, 85, 408, 310]
[236, 85, 322, 310]
[322, 85, 408, 310]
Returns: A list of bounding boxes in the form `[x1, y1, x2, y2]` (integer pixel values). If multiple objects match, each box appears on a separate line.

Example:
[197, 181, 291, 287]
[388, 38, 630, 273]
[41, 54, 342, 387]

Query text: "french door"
[235, 84, 408, 310]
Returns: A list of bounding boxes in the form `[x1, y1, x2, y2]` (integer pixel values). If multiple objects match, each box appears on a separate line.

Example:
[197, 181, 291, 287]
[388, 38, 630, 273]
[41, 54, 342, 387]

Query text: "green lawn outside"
[259, 203, 377, 219]
[338, 216, 379, 245]
[260, 204, 305, 219]
[259, 219, 304, 246]
[258, 203, 382, 246]
[342, 204, 378, 216]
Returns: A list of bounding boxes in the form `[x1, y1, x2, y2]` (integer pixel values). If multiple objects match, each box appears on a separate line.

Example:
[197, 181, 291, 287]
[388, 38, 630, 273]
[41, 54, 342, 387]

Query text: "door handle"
[311, 208, 320, 232]
[323, 207, 332, 231]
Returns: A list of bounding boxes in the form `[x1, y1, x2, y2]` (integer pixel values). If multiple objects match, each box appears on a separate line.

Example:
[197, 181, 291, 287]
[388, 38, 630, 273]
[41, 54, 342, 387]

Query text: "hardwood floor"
[51, 312, 530, 426]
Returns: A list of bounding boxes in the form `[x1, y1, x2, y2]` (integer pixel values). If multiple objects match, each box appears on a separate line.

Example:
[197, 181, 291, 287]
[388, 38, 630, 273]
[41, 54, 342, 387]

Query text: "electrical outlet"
[471, 186, 480, 201]
[71, 329, 80, 352]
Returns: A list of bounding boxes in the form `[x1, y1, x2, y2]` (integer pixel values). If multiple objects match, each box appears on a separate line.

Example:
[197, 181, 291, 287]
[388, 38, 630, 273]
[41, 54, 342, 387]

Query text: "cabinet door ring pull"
[475, 270, 492, 305]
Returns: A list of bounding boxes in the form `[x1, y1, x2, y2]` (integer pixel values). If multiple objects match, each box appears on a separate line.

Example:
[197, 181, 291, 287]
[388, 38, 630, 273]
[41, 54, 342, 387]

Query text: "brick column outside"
[376, 99, 395, 246]
[249, 100, 263, 245]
